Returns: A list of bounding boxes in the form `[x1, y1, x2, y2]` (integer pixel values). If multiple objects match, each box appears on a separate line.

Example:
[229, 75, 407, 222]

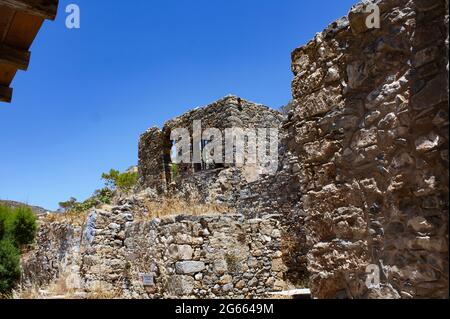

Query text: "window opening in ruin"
[162, 137, 174, 185]
[169, 143, 179, 181]
[196, 139, 225, 172]
[194, 140, 206, 172]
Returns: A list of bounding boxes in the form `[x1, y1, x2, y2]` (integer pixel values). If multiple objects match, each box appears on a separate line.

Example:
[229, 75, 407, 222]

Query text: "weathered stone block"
[411, 73, 448, 110]
[168, 244, 194, 261]
[175, 261, 206, 274]
[415, 132, 443, 153]
[167, 275, 195, 296]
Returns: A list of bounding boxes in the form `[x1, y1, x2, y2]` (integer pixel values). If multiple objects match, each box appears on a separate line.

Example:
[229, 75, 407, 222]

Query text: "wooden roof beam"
[0, 85, 13, 103]
[0, 44, 30, 70]
[0, 0, 59, 20]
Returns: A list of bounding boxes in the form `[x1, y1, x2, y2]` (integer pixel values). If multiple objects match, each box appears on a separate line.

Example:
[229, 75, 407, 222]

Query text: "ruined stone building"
[138, 95, 284, 194]
[20, 0, 448, 299]
[137, 95, 307, 286]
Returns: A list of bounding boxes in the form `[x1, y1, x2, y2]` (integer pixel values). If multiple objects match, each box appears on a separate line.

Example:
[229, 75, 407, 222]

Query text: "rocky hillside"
[0, 200, 51, 216]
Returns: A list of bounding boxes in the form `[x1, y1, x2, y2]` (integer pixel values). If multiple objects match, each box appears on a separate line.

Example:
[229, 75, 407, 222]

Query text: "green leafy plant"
[0, 206, 8, 239]
[58, 197, 78, 212]
[171, 163, 179, 181]
[94, 188, 114, 205]
[0, 206, 36, 248]
[0, 239, 20, 295]
[57, 168, 135, 214]
[0, 205, 37, 295]
[102, 169, 138, 193]
[59, 197, 93, 214]
[8, 208, 37, 247]
[58, 188, 113, 214]
[101, 169, 120, 189]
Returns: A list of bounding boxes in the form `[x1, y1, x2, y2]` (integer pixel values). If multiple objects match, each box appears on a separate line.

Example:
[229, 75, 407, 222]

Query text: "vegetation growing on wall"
[101, 168, 138, 193]
[58, 168, 137, 214]
[58, 188, 113, 214]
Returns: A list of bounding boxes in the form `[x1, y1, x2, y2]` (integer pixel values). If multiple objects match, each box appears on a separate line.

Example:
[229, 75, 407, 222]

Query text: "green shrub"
[0, 239, 21, 294]
[58, 168, 136, 214]
[116, 172, 138, 192]
[0, 206, 37, 247]
[102, 169, 138, 193]
[58, 197, 78, 212]
[102, 169, 120, 189]
[94, 188, 114, 205]
[9, 208, 37, 247]
[171, 163, 179, 181]
[0, 206, 9, 239]
[0, 205, 37, 295]
[58, 188, 113, 214]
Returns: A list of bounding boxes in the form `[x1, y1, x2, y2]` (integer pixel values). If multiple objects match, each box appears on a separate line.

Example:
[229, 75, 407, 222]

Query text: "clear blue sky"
[0, 0, 356, 210]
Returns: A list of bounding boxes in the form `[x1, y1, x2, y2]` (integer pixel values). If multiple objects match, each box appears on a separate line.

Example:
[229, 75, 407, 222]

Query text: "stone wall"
[21, 205, 289, 299]
[138, 128, 169, 194]
[286, 0, 449, 298]
[123, 213, 286, 298]
[21, 221, 83, 291]
[158, 151, 307, 286]
[159, 131, 307, 286]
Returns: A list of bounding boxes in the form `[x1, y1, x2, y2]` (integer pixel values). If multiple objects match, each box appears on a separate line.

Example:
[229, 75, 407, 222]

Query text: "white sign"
[141, 274, 154, 287]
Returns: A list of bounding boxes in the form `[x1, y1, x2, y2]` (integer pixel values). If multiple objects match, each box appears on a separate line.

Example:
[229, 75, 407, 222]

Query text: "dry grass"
[41, 211, 89, 227]
[46, 274, 75, 297]
[41, 198, 231, 225]
[41, 204, 113, 227]
[86, 283, 123, 299]
[138, 197, 232, 221]
[13, 286, 40, 299]
[15, 273, 123, 299]
[15, 273, 77, 299]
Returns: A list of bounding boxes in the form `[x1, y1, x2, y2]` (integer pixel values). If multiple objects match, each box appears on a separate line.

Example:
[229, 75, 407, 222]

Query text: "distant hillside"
[0, 200, 51, 216]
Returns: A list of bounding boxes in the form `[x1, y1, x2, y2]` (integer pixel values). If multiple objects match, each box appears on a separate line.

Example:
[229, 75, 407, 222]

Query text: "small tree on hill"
[102, 169, 138, 193]
[0, 239, 20, 294]
[9, 208, 37, 247]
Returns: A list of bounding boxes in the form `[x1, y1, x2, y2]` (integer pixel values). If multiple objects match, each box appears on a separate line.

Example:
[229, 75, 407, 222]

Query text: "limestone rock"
[175, 261, 206, 274]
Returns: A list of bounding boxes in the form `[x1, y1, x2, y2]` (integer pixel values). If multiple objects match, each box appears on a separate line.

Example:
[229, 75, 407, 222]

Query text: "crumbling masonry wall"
[21, 223, 82, 290]
[21, 206, 288, 299]
[123, 213, 286, 298]
[138, 128, 170, 194]
[286, 0, 448, 298]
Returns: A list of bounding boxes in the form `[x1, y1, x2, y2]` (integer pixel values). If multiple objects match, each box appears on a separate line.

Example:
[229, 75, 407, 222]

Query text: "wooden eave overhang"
[0, 0, 58, 103]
